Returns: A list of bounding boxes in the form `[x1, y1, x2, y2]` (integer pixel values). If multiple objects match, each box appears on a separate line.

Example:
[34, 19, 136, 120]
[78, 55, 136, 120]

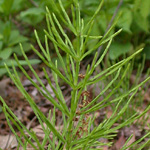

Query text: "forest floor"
[0, 61, 150, 150]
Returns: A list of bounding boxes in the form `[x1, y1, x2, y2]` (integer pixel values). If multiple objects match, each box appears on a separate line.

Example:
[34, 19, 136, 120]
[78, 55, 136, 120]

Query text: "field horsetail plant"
[0, 0, 150, 149]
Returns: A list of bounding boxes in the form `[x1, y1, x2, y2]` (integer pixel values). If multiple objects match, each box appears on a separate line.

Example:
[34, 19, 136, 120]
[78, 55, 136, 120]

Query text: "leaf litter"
[0, 63, 150, 149]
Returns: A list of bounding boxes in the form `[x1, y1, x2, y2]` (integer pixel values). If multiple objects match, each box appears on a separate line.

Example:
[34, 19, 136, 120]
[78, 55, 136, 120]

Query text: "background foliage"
[0, 0, 150, 149]
[79, 0, 150, 59]
[0, 0, 150, 77]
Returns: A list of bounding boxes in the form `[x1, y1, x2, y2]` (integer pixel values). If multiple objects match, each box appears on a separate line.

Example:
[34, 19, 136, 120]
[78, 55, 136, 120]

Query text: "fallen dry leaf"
[102, 146, 108, 150]
[144, 89, 150, 101]
[0, 134, 17, 149]
[30, 123, 63, 140]
[126, 132, 136, 149]
[114, 132, 126, 150]
[0, 78, 10, 98]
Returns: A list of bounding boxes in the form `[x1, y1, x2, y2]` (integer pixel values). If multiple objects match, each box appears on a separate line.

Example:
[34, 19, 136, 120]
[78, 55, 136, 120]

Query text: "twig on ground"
[4, 131, 11, 149]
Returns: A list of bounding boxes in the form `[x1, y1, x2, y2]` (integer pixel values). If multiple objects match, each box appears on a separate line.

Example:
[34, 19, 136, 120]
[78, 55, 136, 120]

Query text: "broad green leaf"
[80, 0, 100, 16]
[84, 15, 105, 50]
[0, 1, 3, 5]
[11, 0, 25, 13]
[2, 21, 11, 44]
[81, 0, 99, 7]
[13, 42, 31, 56]
[109, 42, 133, 60]
[20, 8, 45, 25]
[0, 48, 12, 59]
[140, 0, 150, 19]
[1, 0, 14, 15]
[0, 41, 3, 50]
[97, 12, 107, 34]
[134, 0, 150, 19]
[133, 12, 149, 33]
[133, 0, 150, 33]
[0, 34, 3, 40]
[117, 8, 132, 33]
[0, 20, 5, 33]
[143, 45, 150, 60]
[52, 56, 66, 68]
[0, 68, 7, 76]
[8, 30, 28, 46]
[133, 0, 141, 11]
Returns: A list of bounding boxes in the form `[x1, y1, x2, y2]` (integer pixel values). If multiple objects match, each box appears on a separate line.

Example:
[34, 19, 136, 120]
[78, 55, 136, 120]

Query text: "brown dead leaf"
[102, 146, 109, 150]
[30, 123, 63, 139]
[106, 107, 113, 119]
[144, 89, 150, 101]
[0, 78, 10, 98]
[130, 74, 136, 85]
[114, 132, 126, 150]
[0, 134, 17, 149]
[126, 132, 136, 149]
